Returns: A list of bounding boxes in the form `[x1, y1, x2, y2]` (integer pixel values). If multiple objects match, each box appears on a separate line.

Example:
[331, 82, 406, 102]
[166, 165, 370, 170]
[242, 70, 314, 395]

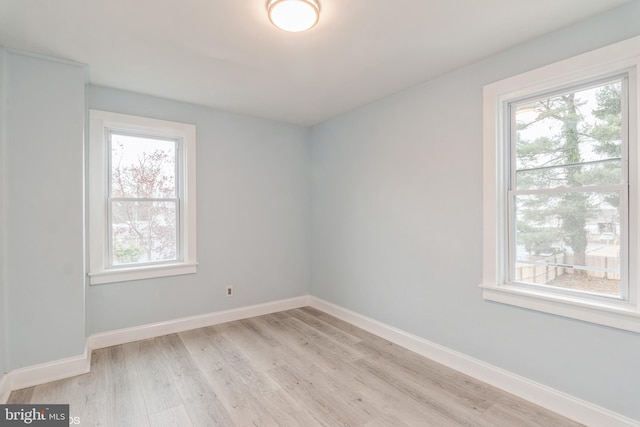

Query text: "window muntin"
[507, 77, 628, 301]
[108, 132, 180, 267]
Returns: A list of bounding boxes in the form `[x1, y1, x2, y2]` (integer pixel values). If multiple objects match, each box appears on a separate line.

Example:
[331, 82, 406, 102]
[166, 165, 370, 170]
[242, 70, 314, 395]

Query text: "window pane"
[513, 191, 621, 298]
[514, 81, 622, 190]
[110, 132, 176, 198]
[111, 200, 177, 265]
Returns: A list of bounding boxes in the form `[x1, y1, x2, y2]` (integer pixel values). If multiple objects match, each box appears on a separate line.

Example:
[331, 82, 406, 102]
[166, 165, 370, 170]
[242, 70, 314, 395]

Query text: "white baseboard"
[309, 296, 640, 427]
[3, 345, 91, 399]
[88, 295, 311, 350]
[0, 373, 11, 404]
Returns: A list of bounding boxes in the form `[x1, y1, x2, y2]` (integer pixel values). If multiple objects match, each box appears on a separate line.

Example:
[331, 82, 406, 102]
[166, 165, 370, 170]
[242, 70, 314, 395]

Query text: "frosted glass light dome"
[268, 0, 320, 32]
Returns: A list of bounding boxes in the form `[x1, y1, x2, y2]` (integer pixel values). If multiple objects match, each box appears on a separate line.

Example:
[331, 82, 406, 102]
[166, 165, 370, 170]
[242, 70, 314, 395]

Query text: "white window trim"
[481, 35, 640, 333]
[88, 110, 197, 284]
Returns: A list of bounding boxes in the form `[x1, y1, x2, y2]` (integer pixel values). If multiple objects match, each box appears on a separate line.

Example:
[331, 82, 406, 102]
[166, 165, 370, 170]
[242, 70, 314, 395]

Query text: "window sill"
[480, 283, 640, 333]
[89, 262, 197, 285]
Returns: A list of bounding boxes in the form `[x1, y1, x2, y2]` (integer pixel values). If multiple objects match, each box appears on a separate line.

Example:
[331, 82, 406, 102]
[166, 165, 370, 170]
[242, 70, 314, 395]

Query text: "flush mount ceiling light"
[267, 0, 320, 32]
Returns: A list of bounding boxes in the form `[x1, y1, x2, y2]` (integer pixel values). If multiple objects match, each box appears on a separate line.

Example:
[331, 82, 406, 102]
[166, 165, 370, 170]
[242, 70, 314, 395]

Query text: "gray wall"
[3, 51, 86, 369]
[87, 87, 311, 334]
[310, 2, 640, 421]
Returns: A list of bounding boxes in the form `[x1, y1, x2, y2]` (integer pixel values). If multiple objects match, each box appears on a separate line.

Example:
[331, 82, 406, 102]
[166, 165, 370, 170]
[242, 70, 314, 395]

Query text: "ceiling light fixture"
[267, 0, 320, 32]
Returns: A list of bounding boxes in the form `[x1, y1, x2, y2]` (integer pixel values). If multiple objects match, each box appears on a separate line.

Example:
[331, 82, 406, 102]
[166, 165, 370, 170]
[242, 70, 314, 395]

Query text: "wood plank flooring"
[8, 307, 583, 426]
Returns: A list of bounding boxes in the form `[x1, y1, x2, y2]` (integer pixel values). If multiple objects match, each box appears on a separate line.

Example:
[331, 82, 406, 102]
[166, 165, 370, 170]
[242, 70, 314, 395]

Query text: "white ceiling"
[0, 0, 632, 125]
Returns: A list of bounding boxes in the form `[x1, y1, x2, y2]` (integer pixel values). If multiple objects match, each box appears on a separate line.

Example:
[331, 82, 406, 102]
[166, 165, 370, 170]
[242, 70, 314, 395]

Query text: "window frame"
[508, 76, 629, 301]
[107, 130, 181, 268]
[89, 110, 197, 285]
[482, 36, 640, 333]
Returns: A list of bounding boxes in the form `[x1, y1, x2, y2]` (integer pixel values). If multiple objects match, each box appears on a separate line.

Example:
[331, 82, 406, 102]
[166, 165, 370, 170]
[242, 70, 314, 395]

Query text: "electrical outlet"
[226, 286, 233, 297]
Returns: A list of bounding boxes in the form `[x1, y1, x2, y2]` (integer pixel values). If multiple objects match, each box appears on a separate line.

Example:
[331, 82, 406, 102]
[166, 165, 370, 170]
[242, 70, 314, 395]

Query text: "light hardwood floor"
[8, 307, 583, 426]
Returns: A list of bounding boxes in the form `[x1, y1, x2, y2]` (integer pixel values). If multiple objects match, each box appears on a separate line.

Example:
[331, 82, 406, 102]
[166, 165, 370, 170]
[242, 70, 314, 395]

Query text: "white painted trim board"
[0, 373, 10, 404]
[7, 347, 91, 393]
[88, 295, 311, 349]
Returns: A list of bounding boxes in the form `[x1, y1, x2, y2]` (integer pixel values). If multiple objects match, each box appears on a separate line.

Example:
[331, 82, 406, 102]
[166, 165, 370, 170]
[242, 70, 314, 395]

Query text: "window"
[482, 36, 640, 332]
[89, 110, 196, 284]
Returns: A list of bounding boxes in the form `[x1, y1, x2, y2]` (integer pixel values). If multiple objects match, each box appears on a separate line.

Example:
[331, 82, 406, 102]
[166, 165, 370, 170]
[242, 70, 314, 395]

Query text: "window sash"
[107, 198, 181, 268]
[508, 75, 628, 192]
[507, 187, 629, 301]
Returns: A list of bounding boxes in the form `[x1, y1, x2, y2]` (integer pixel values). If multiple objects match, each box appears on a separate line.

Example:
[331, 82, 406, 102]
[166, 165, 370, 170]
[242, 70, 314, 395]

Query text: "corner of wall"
[3, 49, 86, 370]
[0, 47, 9, 403]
